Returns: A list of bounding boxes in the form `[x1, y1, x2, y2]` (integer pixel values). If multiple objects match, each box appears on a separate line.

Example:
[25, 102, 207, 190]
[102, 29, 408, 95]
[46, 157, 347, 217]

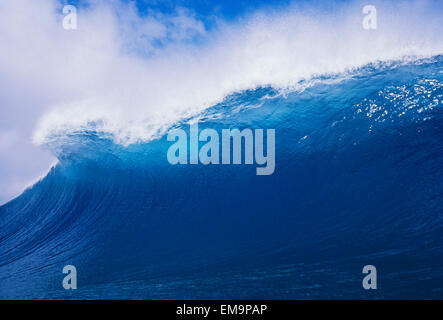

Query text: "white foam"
[2, 0, 443, 147]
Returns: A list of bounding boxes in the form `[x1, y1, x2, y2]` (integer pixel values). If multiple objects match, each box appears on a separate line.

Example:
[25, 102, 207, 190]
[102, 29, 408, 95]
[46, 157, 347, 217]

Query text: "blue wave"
[1, 56, 442, 299]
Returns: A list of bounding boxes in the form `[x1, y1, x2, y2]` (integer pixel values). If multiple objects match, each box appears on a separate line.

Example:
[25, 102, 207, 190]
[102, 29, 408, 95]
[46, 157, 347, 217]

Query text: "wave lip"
[29, 0, 443, 147]
[35, 56, 443, 152]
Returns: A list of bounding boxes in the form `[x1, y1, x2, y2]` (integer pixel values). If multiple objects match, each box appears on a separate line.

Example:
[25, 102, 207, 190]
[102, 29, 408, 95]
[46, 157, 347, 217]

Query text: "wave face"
[1, 56, 443, 299]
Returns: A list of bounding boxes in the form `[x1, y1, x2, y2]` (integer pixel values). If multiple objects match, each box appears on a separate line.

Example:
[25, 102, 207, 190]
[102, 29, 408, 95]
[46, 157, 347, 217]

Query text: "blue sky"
[68, 0, 294, 20]
[133, 0, 293, 19]
[63, 0, 348, 32]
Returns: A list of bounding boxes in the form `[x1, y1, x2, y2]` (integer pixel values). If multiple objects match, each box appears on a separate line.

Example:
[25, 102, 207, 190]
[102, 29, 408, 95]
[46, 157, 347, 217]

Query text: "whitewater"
[27, 0, 443, 146]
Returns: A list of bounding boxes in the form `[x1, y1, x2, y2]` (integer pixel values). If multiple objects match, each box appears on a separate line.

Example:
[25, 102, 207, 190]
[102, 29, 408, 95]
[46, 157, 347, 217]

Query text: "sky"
[0, 0, 442, 204]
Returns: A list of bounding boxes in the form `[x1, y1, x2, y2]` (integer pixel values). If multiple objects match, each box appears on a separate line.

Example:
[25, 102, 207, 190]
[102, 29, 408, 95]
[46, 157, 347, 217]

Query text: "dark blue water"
[0, 56, 442, 299]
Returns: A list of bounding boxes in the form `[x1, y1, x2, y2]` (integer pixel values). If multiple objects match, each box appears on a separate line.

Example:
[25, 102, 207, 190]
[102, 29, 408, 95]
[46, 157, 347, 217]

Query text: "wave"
[1, 56, 442, 298]
[29, 0, 443, 147]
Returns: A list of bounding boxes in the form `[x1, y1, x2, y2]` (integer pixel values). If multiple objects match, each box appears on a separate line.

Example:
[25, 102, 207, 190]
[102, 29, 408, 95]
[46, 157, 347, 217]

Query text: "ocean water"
[0, 56, 442, 299]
